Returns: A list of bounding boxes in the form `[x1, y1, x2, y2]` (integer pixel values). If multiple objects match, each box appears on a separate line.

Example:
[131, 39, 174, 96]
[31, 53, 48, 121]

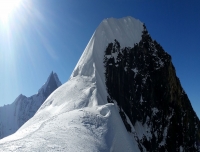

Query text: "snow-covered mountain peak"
[69, 17, 144, 116]
[1, 16, 198, 151]
[71, 16, 143, 80]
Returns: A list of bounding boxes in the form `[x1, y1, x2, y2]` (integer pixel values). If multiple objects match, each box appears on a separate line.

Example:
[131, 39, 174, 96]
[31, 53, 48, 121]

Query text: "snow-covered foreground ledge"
[0, 76, 139, 152]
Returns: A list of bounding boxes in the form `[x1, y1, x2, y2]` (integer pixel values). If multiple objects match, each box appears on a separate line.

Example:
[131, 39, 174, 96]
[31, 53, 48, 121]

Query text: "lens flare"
[0, 0, 22, 24]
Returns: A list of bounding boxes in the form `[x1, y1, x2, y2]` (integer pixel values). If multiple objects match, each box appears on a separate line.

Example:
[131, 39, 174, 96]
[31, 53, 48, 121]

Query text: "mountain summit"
[0, 72, 61, 139]
[0, 17, 199, 151]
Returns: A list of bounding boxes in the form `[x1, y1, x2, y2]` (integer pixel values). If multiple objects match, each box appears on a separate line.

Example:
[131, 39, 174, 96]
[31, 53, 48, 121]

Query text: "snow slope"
[0, 17, 143, 151]
[0, 72, 61, 139]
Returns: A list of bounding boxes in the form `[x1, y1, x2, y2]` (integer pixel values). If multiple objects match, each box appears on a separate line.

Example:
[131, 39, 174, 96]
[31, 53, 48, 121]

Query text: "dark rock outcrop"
[104, 25, 200, 151]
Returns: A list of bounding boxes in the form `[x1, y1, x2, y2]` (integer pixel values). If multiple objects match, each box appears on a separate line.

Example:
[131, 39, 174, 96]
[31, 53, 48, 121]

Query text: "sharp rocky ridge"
[0, 72, 61, 139]
[0, 16, 199, 152]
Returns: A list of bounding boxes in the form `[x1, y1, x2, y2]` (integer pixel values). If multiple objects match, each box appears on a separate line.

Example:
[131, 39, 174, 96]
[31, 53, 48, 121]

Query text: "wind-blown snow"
[0, 16, 143, 151]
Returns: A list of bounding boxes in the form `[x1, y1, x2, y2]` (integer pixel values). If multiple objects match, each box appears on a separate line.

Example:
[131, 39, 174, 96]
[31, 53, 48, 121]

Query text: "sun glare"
[0, 0, 22, 24]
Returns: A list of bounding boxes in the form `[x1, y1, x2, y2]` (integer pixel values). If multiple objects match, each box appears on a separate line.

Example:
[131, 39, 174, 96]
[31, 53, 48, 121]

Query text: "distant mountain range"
[0, 72, 61, 139]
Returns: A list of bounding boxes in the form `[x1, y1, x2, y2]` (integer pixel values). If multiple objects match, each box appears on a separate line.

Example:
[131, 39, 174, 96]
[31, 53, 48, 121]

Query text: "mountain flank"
[104, 24, 200, 151]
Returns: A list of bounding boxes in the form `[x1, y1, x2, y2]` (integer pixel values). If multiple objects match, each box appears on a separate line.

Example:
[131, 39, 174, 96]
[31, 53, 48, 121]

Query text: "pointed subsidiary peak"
[38, 71, 62, 97]
[52, 72, 62, 87]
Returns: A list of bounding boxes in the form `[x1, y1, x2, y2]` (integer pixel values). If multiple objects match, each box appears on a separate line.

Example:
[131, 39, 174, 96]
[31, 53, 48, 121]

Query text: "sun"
[0, 0, 22, 24]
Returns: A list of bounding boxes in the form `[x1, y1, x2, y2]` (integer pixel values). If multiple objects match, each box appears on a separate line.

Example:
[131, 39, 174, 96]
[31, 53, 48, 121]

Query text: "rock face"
[0, 72, 61, 139]
[104, 25, 200, 151]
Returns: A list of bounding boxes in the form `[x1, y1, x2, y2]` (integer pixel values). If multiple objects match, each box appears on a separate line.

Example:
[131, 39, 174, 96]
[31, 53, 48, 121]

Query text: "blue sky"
[0, 0, 199, 118]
